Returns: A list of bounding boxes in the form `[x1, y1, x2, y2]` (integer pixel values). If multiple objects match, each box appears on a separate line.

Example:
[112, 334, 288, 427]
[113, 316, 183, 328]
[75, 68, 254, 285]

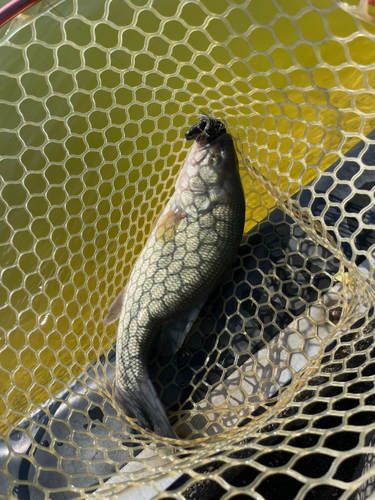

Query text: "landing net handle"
[0, 0, 41, 29]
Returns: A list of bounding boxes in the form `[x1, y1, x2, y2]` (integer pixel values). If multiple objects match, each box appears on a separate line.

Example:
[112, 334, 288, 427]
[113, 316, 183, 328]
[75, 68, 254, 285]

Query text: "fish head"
[175, 132, 241, 217]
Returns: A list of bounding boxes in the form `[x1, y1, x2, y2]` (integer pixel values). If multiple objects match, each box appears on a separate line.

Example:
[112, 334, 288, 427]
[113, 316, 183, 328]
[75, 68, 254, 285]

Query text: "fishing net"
[1, 0, 375, 498]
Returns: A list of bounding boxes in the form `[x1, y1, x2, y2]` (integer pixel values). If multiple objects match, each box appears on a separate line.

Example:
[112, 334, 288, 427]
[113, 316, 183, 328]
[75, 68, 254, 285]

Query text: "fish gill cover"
[0, 0, 375, 499]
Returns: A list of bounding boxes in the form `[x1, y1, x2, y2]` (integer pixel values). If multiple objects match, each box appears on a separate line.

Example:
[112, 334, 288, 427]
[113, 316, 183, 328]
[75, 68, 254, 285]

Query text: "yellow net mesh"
[1, 0, 375, 498]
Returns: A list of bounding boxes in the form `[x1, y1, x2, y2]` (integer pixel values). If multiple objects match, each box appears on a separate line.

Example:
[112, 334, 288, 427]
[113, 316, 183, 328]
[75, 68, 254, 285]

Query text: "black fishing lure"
[185, 114, 226, 143]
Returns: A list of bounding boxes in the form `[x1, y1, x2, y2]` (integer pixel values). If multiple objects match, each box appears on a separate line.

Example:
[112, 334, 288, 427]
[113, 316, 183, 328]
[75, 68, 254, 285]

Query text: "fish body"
[105, 118, 245, 438]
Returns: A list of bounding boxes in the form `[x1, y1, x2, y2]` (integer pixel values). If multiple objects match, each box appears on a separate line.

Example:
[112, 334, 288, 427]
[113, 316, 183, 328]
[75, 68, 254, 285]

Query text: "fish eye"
[209, 154, 223, 167]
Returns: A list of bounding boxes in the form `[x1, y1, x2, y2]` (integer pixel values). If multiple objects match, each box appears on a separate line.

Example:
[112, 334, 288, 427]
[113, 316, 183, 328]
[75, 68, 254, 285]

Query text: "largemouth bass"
[104, 116, 245, 438]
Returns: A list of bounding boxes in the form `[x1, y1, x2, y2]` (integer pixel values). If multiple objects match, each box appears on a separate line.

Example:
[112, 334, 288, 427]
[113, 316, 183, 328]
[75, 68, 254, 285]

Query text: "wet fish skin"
[105, 125, 245, 438]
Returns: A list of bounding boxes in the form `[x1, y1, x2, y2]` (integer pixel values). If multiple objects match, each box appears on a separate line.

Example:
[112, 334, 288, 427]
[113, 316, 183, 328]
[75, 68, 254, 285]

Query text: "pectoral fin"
[103, 285, 127, 326]
[157, 301, 205, 356]
[156, 206, 186, 243]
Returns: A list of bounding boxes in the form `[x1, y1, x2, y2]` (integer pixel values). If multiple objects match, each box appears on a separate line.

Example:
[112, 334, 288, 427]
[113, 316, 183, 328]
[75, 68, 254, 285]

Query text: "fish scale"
[105, 119, 245, 437]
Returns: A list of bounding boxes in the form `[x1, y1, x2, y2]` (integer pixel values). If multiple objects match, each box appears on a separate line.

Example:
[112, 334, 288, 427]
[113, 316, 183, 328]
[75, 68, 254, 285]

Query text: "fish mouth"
[195, 131, 234, 154]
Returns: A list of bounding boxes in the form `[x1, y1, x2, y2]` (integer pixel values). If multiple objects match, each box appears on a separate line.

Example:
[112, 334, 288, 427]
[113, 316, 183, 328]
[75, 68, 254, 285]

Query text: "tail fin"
[115, 378, 176, 439]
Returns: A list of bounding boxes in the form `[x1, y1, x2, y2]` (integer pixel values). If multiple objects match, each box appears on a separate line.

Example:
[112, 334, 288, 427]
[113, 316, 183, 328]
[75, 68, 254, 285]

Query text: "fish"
[104, 115, 246, 438]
